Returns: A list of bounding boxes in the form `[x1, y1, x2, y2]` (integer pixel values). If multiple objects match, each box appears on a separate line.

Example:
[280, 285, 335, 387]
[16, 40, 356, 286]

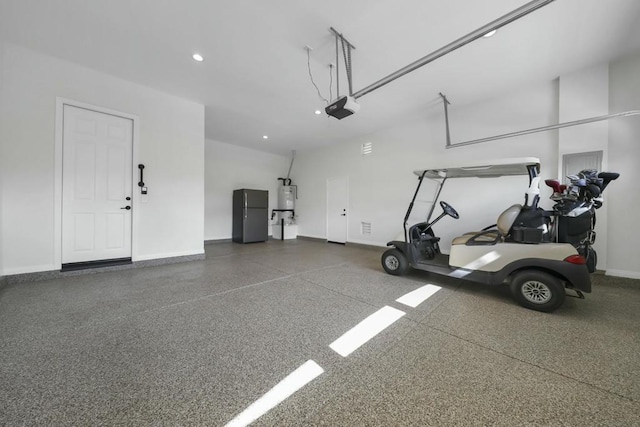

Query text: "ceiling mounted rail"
[445, 110, 640, 149]
[352, 0, 555, 100]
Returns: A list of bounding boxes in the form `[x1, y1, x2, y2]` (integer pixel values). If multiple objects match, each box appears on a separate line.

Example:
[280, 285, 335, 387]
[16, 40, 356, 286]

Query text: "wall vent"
[361, 142, 373, 156]
[361, 222, 372, 235]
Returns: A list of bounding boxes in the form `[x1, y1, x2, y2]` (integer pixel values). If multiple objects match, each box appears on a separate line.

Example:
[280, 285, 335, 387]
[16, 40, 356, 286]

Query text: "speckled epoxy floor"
[1, 239, 639, 425]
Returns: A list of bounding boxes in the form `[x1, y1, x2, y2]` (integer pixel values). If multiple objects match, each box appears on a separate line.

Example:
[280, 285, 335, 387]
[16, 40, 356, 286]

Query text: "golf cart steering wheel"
[440, 201, 459, 219]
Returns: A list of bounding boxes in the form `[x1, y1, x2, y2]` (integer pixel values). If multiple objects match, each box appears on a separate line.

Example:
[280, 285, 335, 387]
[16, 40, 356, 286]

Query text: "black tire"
[381, 249, 408, 276]
[586, 248, 597, 273]
[510, 270, 566, 312]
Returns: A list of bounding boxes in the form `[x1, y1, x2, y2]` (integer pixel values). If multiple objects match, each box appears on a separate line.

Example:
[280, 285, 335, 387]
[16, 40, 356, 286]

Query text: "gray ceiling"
[2, 0, 640, 155]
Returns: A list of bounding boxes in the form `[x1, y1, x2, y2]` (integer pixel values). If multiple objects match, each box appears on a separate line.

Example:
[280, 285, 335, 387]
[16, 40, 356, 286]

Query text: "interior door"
[62, 105, 133, 264]
[327, 176, 348, 244]
[562, 151, 602, 184]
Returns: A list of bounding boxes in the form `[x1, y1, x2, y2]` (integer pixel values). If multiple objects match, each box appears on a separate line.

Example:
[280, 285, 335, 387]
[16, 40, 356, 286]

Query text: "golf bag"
[508, 177, 553, 244]
[544, 170, 619, 273]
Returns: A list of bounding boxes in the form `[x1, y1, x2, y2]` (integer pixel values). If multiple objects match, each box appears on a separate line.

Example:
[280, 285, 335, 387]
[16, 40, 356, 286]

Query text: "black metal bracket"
[330, 27, 356, 97]
[439, 93, 452, 148]
[566, 289, 585, 299]
[138, 164, 145, 187]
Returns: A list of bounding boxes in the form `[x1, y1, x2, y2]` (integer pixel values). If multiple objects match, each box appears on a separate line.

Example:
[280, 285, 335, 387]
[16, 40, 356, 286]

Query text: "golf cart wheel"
[381, 249, 408, 276]
[510, 270, 566, 312]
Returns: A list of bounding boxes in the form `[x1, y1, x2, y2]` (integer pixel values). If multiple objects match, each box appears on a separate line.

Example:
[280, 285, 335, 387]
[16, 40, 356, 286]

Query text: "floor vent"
[361, 142, 373, 157]
[361, 222, 372, 235]
[61, 257, 132, 272]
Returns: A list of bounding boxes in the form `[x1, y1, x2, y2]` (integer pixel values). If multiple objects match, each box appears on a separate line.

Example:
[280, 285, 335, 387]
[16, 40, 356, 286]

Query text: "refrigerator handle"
[244, 192, 247, 218]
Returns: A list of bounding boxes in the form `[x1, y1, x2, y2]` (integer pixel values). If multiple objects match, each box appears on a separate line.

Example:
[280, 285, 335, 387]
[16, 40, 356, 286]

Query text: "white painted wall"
[558, 64, 610, 161]
[294, 81, 559, 253]
[0, 43, 205, 275]
[558, 63, 610, 269]
[205, 139, 290, 240]
[607, 51, 640, 278]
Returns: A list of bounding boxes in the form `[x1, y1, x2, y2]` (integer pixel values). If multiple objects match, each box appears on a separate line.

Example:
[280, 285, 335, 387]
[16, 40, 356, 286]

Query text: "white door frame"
[326, 176, 349, 243]
[54, 98, 140, 269]
[562, 150, 603, 184]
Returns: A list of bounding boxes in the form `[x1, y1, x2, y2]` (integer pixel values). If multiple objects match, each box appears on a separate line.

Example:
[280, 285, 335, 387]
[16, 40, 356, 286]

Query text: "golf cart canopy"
[414, 157, 540, 180]
[405, 157, 541, 240]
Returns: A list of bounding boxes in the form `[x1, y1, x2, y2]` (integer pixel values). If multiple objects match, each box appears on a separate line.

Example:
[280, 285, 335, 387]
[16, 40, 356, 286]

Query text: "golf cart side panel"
[446, 258, 591, 292]
[449, 242, 577, 272]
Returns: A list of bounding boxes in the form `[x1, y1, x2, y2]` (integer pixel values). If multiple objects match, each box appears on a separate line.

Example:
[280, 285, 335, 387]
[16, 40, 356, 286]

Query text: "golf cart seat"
[452, 204, 522, 245]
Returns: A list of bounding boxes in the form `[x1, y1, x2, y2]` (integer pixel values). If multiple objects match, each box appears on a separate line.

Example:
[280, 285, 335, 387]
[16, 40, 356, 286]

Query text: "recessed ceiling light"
[192, 53, 204, 62]
[315, 110, 322, 115]
[483, 30, 497, 38]
[263, 135, 269, 140]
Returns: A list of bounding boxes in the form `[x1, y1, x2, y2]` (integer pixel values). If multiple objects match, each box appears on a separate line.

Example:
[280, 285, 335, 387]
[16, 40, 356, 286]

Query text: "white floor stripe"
[225, 360, 324, 427]
[329, 306, 406, 357]
[396, 284, 442, 308]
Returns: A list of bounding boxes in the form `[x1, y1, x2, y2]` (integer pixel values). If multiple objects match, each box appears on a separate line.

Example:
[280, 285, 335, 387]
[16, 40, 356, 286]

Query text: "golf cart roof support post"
[335, 34, 339, 98]
[527, 163, 540, 184]
[440, 93, 452, 148]
[351, 0, 555, 100]
[426, 176, 447, 224]
[404, 171, 428, 243]
[446, 110, 640, 148]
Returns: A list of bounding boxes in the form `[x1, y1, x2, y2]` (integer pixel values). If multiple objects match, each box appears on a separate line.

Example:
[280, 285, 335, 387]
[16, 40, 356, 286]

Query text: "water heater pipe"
[286, 150, 296, 181]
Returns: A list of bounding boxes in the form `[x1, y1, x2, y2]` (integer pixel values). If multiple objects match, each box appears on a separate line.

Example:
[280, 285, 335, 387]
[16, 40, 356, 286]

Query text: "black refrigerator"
[232, 189, 268, 243]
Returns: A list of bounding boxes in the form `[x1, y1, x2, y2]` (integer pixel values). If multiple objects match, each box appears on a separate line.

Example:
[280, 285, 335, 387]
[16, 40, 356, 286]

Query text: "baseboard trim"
[205, 238, 233, 245]
[605, 269, 640, 280]
[134, 249, 204, 262]
[296, 235, 386, 251]
[5, 253, 206, 285]
[296, 235, 326, 243]
[345, 241, 386, 251]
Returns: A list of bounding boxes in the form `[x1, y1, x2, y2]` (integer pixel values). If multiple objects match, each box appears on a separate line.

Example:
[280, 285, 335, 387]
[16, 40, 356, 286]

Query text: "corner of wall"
[606, 50, 640, 276]
[204, 139, 291, 240]
[557, 63, 611, 270]
[0, 40, 6, 278]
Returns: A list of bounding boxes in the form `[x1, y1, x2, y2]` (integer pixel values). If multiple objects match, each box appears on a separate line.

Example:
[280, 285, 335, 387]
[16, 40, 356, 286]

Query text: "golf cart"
[381, 157, 592, 312]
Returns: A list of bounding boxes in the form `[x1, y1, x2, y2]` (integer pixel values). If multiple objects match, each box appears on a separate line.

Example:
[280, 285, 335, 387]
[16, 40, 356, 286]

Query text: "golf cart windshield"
[403, 157, 541, 242]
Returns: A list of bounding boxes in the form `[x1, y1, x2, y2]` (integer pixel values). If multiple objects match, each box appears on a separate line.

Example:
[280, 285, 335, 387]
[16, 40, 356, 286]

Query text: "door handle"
[340, 213, 346, 216]
[138, 164, 145, 187]
[121, 206, 131, 210]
